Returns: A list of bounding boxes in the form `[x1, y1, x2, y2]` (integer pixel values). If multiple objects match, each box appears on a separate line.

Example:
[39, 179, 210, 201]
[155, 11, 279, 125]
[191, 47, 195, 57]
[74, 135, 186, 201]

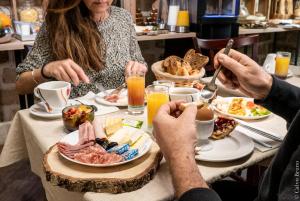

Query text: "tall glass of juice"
[275, 52, 291, 79]
[146, 85, 169, 128]
[126, 72, 145, 115]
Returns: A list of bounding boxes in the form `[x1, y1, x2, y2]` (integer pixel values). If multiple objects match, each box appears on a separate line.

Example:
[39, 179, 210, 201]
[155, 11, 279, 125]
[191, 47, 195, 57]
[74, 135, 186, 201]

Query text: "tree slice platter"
[43, 143, 163, 193]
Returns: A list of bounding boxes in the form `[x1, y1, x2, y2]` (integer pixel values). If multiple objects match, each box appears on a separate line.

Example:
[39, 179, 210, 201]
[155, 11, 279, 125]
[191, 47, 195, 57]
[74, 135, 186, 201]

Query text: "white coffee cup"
[34, 81, 71, 113]
[169, 87, 200, 102]
[196, 118, 215, 152]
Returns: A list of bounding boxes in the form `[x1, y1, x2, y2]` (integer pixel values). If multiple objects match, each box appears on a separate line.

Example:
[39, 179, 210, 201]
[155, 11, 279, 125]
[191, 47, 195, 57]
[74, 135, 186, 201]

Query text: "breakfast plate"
[95, 89, 128, 107]
[212, 97, 272, 120]
[195, 131, 254, 162]
[58, 128, 153, 167]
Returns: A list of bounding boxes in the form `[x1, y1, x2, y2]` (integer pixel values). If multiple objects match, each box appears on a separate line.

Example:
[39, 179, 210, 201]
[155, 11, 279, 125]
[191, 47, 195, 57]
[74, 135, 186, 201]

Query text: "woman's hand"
[214, 49, 273, 100]
[43, 59, 90, 86]
[153, 101, 197, 161]
[125, 61, 147, 76]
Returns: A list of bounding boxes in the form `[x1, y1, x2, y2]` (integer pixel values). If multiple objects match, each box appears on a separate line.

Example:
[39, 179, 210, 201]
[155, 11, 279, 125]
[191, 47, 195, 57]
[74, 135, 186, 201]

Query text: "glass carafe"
[176, 0, 189, 33]
[167, 0, 179, 32]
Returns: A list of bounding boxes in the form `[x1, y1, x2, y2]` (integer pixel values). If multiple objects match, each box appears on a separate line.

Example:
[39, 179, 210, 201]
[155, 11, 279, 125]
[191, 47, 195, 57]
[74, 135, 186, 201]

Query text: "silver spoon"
[201, 39, 234, 100]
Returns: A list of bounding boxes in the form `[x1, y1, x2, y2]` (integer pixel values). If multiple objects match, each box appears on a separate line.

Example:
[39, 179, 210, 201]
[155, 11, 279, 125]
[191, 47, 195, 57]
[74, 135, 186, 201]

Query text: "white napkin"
[73, 91, 119, 116]
[235, 124, 283, 152]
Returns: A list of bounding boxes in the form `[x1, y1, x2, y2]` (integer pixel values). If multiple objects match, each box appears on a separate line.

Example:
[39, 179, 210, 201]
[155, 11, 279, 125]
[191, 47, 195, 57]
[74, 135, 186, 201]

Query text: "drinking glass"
[126, 72, 145, 115]
[146, 85, 169, 128]
[275, 52, 291, 79]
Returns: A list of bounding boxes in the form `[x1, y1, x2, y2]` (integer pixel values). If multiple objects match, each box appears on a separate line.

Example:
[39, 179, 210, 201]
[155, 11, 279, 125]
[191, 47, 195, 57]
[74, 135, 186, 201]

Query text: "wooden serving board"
[43, 143, 163, 193]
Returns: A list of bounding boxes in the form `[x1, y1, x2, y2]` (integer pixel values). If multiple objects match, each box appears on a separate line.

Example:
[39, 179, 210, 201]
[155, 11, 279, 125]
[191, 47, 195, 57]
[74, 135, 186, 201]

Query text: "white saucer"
[195, 131, 254, 162]
[29, 102, 63, 119]
[29, 100, 79, 119]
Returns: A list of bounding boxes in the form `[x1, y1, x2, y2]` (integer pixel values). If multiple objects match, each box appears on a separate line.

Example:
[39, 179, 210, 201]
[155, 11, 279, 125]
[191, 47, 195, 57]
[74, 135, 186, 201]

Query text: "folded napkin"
[73, 91, 119, 116]
[235, 124, 283, 152]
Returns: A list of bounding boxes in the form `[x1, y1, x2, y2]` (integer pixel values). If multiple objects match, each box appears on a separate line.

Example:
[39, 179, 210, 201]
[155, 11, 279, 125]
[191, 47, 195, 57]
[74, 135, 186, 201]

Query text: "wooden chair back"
[193, 34, 259, 75]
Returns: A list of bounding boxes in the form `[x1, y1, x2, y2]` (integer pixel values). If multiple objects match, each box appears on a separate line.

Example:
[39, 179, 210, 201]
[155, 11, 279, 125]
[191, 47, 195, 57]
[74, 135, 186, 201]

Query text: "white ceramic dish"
[29, 102, 63, 119]
[95, 89, 128, 107]
[195, 131, 254, 162]
[59, 129, 153, 167]
[212, 97, 272, 120]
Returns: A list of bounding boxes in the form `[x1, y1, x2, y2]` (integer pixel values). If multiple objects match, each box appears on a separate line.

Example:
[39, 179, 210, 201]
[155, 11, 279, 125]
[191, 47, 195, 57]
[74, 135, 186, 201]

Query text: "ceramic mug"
[169, 87, 200, 102]
[34, 81, 71, 113]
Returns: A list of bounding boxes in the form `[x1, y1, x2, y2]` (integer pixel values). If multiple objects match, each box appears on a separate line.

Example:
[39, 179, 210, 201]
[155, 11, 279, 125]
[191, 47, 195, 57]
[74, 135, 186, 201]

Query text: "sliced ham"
[74, 144, 123, 164]
[58, 121, 124, 165]
[104, 94, 119, 103]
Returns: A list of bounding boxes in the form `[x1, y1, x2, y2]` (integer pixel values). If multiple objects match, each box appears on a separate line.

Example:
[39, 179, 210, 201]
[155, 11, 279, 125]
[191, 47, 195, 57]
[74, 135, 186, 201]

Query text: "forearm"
[16, 69, 47, 95]
[255, 76, 300, 123]
[167, 152, 208, 198]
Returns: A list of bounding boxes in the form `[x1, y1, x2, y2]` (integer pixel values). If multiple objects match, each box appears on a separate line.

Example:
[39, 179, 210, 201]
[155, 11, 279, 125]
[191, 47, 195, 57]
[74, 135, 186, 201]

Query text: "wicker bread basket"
[151, 60, 205, 84]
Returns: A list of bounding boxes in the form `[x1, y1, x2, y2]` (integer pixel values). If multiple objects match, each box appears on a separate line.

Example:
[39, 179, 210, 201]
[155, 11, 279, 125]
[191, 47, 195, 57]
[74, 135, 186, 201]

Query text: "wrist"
[258, 73, 273, 100]
[41, 64, 53, 80]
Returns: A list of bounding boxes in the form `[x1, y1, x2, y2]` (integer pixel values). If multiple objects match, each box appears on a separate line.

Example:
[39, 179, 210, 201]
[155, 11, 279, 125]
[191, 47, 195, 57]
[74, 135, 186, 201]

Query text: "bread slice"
[183, 49, 196, 63]
[210, 117, 238, 140]
[105, 118, 123, 136]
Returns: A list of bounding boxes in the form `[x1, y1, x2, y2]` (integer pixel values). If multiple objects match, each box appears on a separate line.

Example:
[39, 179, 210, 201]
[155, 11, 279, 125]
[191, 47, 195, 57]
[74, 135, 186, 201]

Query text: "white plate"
[58, 129, 153, 167]
[212, 97, 272, 120]
[95, 89, 128, 107]
[195, 131, 254, 162]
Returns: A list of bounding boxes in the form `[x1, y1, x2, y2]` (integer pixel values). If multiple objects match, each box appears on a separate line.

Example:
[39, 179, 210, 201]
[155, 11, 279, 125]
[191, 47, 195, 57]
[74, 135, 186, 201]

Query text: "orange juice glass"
[146, 85, 169, 127]
[126, 72, 145, 114]
[176, 10, 189, 27]
[275, 52, 291, 79]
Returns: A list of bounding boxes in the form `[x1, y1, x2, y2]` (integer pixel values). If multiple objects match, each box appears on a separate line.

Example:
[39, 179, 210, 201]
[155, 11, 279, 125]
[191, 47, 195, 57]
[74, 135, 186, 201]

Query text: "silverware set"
[236, 119, 283, 148]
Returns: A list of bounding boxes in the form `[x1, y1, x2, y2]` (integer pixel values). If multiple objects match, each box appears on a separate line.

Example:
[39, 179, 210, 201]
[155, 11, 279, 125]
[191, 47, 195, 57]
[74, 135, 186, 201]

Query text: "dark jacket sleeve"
[179, 188, 222, 201]
[255, 76, 300, 124]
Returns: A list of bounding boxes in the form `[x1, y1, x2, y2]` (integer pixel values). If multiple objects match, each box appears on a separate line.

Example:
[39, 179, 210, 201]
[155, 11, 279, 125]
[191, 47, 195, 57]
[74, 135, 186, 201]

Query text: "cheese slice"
[109, 127, 144, 145]
[131, 134, 151, 150]
[108, 128, 128, 144]
[105, 117, 123, 136]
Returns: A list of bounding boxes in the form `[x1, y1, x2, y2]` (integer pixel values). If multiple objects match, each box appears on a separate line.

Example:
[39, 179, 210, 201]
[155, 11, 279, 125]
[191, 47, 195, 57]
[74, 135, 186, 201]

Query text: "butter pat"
[123, 119, 143, 129]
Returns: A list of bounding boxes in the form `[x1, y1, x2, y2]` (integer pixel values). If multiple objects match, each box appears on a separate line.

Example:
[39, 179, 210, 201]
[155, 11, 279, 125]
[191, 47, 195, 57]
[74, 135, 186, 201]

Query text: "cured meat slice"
[104, 94, 119, 103]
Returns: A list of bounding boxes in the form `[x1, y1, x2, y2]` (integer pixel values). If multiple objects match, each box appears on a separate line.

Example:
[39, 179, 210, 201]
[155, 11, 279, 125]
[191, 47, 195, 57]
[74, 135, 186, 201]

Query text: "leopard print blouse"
[16, 6, 146, 98]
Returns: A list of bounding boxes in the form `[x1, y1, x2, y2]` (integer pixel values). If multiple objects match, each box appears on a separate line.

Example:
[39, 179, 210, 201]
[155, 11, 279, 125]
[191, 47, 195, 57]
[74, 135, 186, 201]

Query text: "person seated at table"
[153, 49, 300, 201]
[16, 0, 147, 98]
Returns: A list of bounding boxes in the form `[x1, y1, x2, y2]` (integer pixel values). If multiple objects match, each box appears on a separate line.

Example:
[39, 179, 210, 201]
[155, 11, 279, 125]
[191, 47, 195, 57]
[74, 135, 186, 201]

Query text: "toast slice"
[210, 116, 238, 140]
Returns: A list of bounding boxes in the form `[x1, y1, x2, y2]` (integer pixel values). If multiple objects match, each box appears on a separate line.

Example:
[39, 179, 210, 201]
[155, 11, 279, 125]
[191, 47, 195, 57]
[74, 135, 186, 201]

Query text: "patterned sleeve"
[128, 14, 147, 67]
[16, 23, 54, 76]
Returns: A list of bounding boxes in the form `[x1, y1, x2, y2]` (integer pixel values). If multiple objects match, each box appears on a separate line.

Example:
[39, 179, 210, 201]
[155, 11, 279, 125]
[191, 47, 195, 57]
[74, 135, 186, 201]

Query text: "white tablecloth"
[1, 76, 298, 201]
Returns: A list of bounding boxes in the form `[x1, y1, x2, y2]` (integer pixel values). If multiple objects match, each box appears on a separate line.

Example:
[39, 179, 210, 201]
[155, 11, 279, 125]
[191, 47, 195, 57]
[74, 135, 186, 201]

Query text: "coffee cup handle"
[34, 87, 41, 99]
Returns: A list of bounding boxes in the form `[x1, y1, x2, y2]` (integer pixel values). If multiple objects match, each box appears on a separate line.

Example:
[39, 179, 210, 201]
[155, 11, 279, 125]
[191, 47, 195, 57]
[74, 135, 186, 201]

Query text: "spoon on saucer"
[201, 39, 234, 101]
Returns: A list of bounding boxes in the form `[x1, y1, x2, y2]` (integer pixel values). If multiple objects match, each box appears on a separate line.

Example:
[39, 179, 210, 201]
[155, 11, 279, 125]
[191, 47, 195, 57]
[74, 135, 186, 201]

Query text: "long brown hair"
[45, 0, 103, 71]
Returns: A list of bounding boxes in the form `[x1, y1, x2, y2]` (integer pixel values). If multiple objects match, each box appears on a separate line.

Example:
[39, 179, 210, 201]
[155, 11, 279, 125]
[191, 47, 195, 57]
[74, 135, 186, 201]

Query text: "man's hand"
[153, 101, 197, 161]
[214, 49, 273, 100]
[153, 101, 208, 198]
